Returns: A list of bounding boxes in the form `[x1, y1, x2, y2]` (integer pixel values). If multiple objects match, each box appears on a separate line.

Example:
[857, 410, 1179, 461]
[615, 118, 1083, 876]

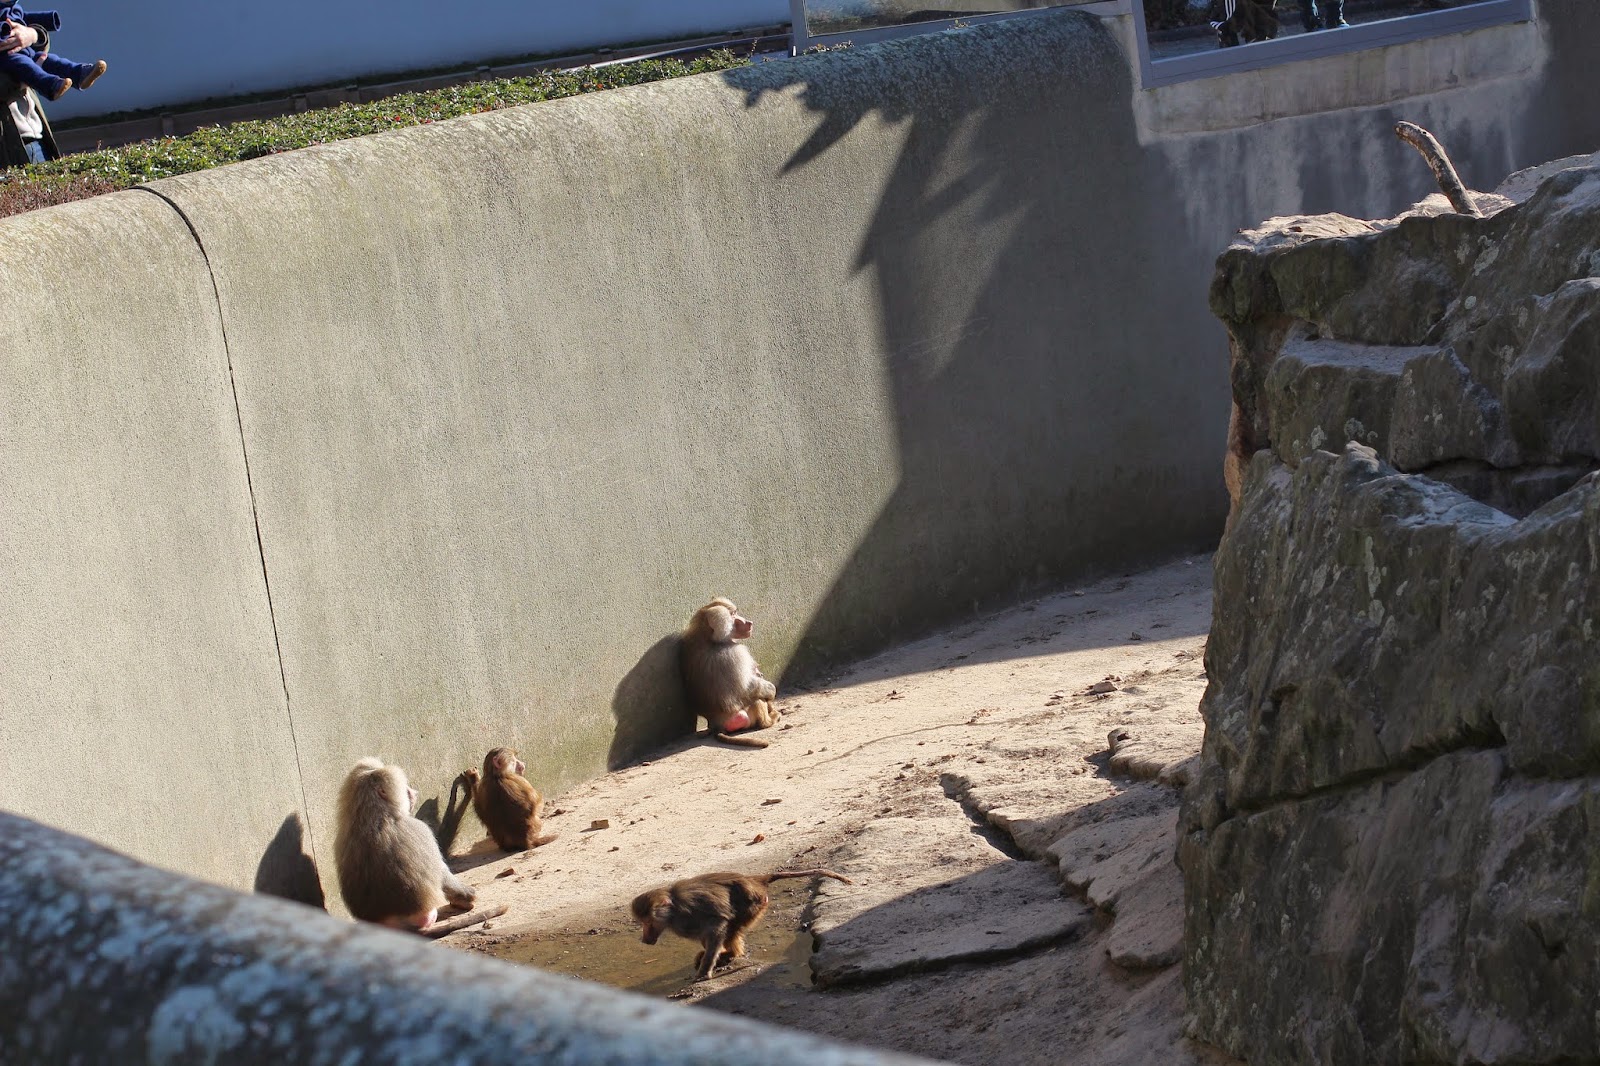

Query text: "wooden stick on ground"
[423, 903, 509, 939]
[1394, 121, 1483, 217]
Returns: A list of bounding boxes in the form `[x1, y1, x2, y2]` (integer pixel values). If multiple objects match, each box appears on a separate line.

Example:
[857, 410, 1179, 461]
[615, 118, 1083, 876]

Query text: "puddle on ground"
[487, 879, 818, 998]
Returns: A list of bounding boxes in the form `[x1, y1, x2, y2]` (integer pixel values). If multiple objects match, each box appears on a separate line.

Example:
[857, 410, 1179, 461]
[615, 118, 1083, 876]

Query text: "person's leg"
[0, 49, 67, 98]
[1297, 0, 1321, 30]
[1322, 0, 1347, 26]
[38, 51, 104, 88]
[22, 138, 45, 164]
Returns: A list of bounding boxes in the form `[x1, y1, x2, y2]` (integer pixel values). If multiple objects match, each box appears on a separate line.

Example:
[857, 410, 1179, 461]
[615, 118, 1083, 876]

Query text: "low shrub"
[0, 50, 750, 218]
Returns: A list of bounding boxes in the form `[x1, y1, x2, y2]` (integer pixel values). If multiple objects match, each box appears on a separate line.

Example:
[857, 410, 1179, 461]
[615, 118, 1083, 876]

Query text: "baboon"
[463, 747, 558, 852]
[334, 757, 477, 931]
[682, 597, 780, 749]
[631, 868, 853, 980]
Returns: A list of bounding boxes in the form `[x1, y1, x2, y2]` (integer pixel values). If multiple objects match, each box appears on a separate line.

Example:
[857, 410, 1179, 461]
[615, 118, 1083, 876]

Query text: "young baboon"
[463, 746, 558, 852]
[682, 597, 780, 749]
[334, 757, 477, 931]
[631, 868, 853, 980]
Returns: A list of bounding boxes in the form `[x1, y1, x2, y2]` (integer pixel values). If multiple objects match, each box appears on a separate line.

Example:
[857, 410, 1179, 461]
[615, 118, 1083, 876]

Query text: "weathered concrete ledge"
[0, 813, 931, 1065]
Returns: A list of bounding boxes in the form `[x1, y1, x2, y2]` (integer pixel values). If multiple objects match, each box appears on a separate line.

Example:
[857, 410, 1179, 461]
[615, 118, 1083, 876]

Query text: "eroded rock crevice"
[1185, 151, 1600, 1065]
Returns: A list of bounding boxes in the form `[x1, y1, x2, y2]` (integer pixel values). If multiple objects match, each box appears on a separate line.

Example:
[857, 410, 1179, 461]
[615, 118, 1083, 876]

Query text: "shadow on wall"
[415, 772, 476, 853]
[609, 635, 698, 770]
[723, 13, 1227, 687]
[254, 813, 326, 909]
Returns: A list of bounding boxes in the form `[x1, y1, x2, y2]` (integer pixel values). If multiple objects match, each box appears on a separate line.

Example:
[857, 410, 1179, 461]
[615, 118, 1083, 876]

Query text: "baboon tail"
[715, 732, 770, 749]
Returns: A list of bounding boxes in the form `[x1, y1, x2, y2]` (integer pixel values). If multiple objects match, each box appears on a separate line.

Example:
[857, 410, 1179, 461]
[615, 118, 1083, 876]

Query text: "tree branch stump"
[1394, 121, 1482, 217]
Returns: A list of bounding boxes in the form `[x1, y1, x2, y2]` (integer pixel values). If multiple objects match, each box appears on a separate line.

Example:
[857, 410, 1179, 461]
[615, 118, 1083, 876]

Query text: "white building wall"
[41, 0, 790, 120]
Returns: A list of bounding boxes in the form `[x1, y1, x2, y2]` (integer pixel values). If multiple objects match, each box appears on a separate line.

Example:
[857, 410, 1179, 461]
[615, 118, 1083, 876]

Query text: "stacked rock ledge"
[1184, 151, 1600, 1064]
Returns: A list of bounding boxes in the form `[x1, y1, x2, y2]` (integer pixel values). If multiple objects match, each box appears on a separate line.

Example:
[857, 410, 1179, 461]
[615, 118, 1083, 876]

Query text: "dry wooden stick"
[423, 903, 508, 939]
[1394, 121, 1482, 217]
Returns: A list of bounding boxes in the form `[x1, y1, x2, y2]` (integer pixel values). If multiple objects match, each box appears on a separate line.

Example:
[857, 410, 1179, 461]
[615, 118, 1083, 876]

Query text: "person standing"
[0, 19, 59, 165]
[1297, 0, 1349, 31]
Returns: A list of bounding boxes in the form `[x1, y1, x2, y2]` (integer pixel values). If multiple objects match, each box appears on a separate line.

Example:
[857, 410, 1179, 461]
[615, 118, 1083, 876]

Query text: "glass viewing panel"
[1139, 0, 1524, 67]
[805, 0, 1065, 38]
[794, 0, 1102, 49]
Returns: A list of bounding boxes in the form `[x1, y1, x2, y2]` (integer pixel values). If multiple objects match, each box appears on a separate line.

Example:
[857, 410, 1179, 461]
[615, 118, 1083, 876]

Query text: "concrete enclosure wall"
[44, 0, 791, 122]
[2, 2, 1596, 905]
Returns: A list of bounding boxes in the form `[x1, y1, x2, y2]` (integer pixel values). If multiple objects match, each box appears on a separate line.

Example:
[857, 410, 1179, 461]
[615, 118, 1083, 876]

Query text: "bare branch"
[1394, 121, 1483, 217]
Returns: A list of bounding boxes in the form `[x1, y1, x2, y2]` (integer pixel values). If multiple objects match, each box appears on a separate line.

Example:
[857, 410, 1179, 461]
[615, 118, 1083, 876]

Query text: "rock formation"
[1182, 152, 1600, 1063]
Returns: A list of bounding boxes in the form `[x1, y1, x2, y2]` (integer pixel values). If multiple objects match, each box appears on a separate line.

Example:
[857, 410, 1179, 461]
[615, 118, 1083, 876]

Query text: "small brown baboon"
[334, 758, 477, 931]
[463, 747, 558, 852]
[682, 597, 780, 748]
[631, 868, 853, 980]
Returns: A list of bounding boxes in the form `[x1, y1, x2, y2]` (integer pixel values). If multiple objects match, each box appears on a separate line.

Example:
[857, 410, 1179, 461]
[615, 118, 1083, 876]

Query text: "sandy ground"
[437, 554, 1238, 1066]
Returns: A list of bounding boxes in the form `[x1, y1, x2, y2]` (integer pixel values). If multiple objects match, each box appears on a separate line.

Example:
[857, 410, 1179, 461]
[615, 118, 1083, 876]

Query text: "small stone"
[749, 833, 766, 845]
[761, 798, 783, 806]
[1088, 680, 1118, 695]
[589, 819, 610, 831]
[495, 867, 516, 878]
[1129, 632, 1143, 641]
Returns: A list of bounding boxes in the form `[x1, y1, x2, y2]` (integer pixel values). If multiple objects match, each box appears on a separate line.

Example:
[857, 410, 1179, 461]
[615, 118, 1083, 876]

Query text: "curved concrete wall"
[2, 2, 1596, 906]
[0, 190, 302, 891]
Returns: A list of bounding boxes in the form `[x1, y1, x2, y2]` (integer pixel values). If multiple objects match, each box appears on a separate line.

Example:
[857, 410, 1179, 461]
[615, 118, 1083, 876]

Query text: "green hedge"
[0, 51, 750, 218]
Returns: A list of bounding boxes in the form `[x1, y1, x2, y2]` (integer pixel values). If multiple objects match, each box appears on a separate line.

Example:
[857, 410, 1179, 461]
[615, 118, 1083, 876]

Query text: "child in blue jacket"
[0, 7, 104, 101]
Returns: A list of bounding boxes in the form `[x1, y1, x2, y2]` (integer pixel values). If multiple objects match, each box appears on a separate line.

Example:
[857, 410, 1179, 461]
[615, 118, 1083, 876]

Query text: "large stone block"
[1187, 152, 1600, 1063]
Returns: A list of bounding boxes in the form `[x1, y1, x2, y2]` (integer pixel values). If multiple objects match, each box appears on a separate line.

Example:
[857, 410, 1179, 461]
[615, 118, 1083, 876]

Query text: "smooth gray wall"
[1, 2, 1593, 905]
[0, 191, 303, 892]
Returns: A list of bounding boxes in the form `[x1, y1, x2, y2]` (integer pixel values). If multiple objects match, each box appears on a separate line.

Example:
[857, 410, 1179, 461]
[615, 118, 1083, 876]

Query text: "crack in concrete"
[133, 186, 317, 864]
[939, 772, 1031, 862]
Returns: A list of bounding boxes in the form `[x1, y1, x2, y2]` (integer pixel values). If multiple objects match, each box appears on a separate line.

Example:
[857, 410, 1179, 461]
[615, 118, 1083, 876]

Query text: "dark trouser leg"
[1297, 0, 1321, 30]
[0, 50, 66, 97]
[38, 52, 96, 83]
[1322, 0, 1347, 25]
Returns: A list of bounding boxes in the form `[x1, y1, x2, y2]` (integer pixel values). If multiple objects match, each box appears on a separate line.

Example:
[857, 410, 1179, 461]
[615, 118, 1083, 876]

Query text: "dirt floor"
[439, 555, 1239, 1065]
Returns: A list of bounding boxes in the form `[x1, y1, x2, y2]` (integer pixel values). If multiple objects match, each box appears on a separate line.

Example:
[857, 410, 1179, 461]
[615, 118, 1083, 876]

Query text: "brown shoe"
[46, 77, 70, 100]
[77, 60, 105, 90]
